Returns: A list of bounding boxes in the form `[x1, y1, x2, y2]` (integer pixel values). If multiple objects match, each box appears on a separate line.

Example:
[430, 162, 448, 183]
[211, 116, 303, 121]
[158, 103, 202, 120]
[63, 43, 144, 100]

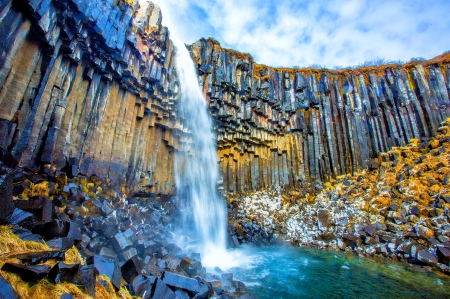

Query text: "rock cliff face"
[190, 39, 450, 193]
[0, 0, 191, 195]
[1, 0, 450, 197]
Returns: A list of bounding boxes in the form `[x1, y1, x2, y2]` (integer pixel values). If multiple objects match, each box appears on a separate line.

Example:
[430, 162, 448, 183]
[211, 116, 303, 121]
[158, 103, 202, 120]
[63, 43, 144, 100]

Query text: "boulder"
[153, 278, 176, 299]
[180, 257, 202, 276]
[13, 197, 52, 222]
[0, 172, 14, 222]
[94, 255, 122, 289]
[31, 220, 70, 240]
[12, 226, 44, 243]
[436, 246, 450, 264]
[10, 251, 65, 265]
[317, 209, 329, 230]
[0, 274, 19, 299]
[121, 257, 139, 284]
[6, 208, 36, 226]
[49, 262, 79, 284]
[112, 232, 133, 252]
[132, 274, 156, 298]
[1, 263, 51, 283]
[417, 250, 438, 266]
[47, 238, 76, 251]
[162, 271, 200, 293]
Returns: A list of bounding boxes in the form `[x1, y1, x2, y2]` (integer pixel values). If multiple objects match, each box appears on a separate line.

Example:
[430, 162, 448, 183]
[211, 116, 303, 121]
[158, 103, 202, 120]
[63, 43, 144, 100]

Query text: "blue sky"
[148, 0, 450, 68]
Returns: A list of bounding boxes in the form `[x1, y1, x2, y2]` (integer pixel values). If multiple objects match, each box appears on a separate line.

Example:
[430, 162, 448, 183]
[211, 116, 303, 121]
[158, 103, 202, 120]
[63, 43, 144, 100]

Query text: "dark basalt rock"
[121, 257, 139, 284]
[10, 251, 65, 265]
[1, 263, 52, 284]
[162, 271, 200, 293]
[12, 226, 45, 243]
[0, 274, 19, 299]
[0, 171, 14, 222]
[132, 274, 156, 298]
[417, 250, 438, 266]
[31, 219, 70, 240]
[94, 255, 122, 289]
[180, 257, 202, 276]
[47, 237, 76, 251]
[14, 196, 52, 223]
[153, 278, 176, 299]
[5, 208, 36, 226]
[48, 262, 79, 284]
[436, 246, 450, 264]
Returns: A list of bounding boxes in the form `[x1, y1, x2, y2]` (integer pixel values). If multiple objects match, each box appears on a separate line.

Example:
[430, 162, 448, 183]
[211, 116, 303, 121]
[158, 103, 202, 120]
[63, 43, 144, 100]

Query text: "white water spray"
[173, 38, 233, 269]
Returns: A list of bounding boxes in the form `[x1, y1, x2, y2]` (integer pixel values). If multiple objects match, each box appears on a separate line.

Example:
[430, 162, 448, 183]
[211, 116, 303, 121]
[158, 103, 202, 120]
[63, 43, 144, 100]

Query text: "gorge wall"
[190, 39, 450, 193]
[1, 0, 450, 196]
[0, 0, 195, 195]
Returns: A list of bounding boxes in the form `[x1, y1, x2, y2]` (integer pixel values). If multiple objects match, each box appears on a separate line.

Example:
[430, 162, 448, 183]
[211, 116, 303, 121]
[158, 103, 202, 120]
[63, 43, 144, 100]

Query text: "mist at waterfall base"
[173, 38, 247, 271]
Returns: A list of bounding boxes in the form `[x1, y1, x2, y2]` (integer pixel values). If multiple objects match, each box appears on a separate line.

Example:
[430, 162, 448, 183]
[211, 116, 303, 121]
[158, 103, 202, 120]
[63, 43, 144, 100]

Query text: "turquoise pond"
[226, 245, 450, 299]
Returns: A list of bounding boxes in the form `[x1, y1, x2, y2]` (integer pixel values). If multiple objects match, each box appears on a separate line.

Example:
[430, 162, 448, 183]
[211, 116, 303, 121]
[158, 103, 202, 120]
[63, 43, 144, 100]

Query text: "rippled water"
[227, 245, 450, 299]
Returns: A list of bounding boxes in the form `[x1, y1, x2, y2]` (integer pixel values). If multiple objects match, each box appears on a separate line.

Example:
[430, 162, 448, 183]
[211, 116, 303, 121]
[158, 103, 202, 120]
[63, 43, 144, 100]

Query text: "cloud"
[147, 0, 450, 68]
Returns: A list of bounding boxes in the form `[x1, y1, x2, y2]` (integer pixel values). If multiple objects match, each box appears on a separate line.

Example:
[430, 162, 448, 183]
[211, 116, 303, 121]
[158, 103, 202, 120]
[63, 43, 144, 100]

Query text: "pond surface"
[226, 245, 450, 299]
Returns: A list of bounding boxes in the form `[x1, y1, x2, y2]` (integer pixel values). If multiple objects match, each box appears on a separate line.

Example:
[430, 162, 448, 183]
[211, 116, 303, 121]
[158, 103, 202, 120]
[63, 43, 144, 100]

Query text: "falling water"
[173, 39, 230, 269]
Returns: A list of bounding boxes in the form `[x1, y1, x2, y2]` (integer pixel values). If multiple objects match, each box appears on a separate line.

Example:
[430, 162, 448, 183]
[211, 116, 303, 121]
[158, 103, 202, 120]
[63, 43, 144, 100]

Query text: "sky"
[148, 0, 450, 69]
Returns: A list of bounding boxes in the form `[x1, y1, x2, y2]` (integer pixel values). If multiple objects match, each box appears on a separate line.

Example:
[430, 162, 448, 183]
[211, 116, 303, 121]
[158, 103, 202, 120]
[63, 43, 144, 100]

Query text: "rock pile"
[229, 118, 450, 274]
[0, 150, 254, 298]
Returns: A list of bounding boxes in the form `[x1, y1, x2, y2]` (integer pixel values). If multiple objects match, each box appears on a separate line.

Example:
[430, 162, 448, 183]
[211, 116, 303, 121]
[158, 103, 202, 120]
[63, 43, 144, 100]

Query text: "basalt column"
[189, 38, 450, 193]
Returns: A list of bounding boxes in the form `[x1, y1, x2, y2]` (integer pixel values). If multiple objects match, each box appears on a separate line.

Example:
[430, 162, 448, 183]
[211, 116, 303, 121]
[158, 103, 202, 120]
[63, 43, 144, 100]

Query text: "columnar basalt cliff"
[0, 0, 195, 195]
[190, 39, 450, 193]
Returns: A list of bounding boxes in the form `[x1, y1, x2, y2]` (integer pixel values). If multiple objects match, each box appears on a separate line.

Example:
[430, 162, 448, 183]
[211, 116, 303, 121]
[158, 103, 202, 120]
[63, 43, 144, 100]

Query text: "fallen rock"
[417, 250, 438, 266]
[12, 226, 44, 243]
[0, 171, 14, 222]
[436, 246, 450, 264]
[132, 274, 156, 298]
[1, 263, 51, 283]
[162, 271, 200, 293]
[180, 256, 202, 276]
[0, 274, 19, 299]
[153, 278, 176, 299]
[10, 251, 65, 265]
[94, 255, 122, 289]
[13, 197, 52, 222]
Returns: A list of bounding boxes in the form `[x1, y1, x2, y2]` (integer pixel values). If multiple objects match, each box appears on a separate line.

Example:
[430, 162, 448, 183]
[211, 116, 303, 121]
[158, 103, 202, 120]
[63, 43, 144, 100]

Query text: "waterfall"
[173, 38, 228, 268]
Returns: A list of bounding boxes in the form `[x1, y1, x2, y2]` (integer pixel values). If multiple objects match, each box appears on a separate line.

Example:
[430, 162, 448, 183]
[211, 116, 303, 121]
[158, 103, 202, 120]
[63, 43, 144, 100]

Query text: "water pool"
[226, 245, 450, 299]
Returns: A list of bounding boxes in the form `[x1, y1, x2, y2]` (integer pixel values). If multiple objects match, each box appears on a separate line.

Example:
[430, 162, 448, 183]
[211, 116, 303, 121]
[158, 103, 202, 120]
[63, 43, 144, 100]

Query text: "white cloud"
[147, 0, 450, 68]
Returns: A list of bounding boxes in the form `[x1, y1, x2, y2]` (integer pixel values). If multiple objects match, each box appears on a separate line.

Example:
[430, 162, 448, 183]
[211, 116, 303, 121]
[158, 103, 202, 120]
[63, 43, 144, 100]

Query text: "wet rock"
[112, 232, 133, 252]
[31, 220, 70, 240]
[47, 238, 75, 251]
[121, 257, 139, 284]
[153, 278, 176, 299]
[1, 263, 51, 283]
[132, 274, 156, 298]
[162, 271, 200, 293]
[0, 172, 14, 222]
[5, 208, 35, 226]
[180, 257, 202, 276]
[10, 251, 65, 265]
[122, 247, 138, 261]
[12, 226, 44, 243]
[417, 250, 438, 266]
[436, 246, 450, 264]
[317, 209, 329, 230]
[0, 274, 19, 299]
[94, 255, 122, 289]
[49, 262, 79, 284]
[13, 197, 52, 222]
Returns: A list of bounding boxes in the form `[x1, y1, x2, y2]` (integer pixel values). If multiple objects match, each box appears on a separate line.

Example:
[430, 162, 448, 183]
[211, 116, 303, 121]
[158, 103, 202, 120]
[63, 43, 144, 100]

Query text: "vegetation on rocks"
[229, 118, 450, 274]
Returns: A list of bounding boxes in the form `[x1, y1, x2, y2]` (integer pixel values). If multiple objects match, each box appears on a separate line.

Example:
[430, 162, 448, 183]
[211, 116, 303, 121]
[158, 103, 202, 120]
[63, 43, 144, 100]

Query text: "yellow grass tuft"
[0, 226, 50, 256]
